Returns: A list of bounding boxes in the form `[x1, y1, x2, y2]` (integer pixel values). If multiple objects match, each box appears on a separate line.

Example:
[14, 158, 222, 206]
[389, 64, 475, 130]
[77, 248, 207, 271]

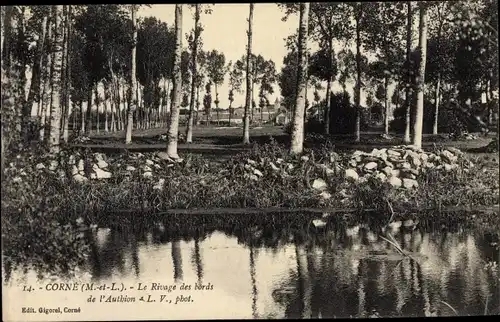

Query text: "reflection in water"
[3, 214, 499, 318]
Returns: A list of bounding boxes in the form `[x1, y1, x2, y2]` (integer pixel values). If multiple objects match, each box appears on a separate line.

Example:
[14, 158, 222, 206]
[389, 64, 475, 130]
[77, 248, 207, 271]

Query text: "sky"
[138, 4, 354, 109]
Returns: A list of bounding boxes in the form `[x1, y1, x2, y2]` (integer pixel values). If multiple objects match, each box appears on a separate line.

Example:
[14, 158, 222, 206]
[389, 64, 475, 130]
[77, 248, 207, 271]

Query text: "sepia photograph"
[1, 1, 499, 320]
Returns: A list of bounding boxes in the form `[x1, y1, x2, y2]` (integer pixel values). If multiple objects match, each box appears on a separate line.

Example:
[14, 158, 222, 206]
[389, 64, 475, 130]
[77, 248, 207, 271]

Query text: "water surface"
[3, 214, 499, 319]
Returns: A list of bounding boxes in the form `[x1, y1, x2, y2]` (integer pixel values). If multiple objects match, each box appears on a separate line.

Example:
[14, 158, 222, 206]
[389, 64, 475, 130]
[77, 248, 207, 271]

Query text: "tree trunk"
[16, 6, 27, 137]
[404, 1, 412, 143]
[215, 84, 220, 125]
[39, 10, 53, 142]
[354, 6, 362, 142]
[290, 3, 310, 155]
[324, 38, 333, 135]
[186, 4, 200, 143]
[25, 15, 48, 138]
[243, 3, 254, 145]
[60, 5, 68, 139]
[80, 97, 85, 134]
[229, 100, 233, 125]
[62, 5, 72, 142]
[384, 76, 389, 135]
[166, 4, 183, 159]
[104, 81, 110, 132]
[95, 84, 100, 133]
[412, 4, 428, 148]
[48, 5, 64, 154]
[432, 76, 441, 135]
[86, 86, 92, 134]
[195, 84, 201, 126]
[125, 5, 137, 144]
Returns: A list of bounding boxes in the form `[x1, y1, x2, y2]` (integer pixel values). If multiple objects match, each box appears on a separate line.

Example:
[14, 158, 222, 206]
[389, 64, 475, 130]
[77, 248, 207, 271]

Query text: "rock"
[406, 145, 423, 153]
[312, 178, 328, 191]
[126, 165, 136, 171]
[391, 169, 401, 177]
[420, 153, 429, 162]
[97, 160, 108, 169]
[77, 160, 85, 172]
[94, 153, 105, 162]
[312, 219, 327, 229]
[49, 160, 59, 171]
[381, 166, 393, 176]
[364, 162, 378, 171]
[388, 221, 402, 231]
[71, 165, 79, 176]
[249, 174, 259, 181]
[345, 168, 359, 181]
[157, 152, 171, 161]
[402, 178, 419, 189]
[375, 172, 387, 182]
[269, 162, 280, 171]
[348, 160, 358, 167]
[153, 178, 165, 191]
[319, 191, 332, 200]
[388, 176, 402, 188]
[446, 147, 463, 156]
[68, 155, 76, 165]
[94, 168, 112, 179]
[444, 163, 453, 172]
[400, 162, 412, 170]
[73, 174, 88, 183]
[387, 149, 401, 157]
[90, 173, 97, 179]
[440, 150, 457, 163]
[143, 171, 153, 178]
[253, 169, 264, 177]
[247, 159, 258, 166]
[301, 155, 309, 162]
[146, 159, 155, 165]
[36, 163, 45, 170]
[403, 219, 416, 228]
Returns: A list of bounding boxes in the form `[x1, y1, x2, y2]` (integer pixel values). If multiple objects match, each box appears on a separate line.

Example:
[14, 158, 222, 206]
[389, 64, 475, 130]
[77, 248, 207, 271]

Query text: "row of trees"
[2, 2, 498, 164]
[279, 1, 498, 152]
[0, 4, 281, 159]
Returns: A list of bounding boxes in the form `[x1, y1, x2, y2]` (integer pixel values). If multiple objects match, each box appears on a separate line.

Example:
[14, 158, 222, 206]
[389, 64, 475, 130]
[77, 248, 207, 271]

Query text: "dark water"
[3, 214, 500, 319]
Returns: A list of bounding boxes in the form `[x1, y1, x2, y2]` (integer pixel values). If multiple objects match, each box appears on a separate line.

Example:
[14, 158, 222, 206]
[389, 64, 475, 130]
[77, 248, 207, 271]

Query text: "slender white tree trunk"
[125, 5, 137, 144]
[166, 4, 183, 159]
[242, 3, 254, 145]
[186, 4, 200, 143]
[48, 5, 64, 154]
[412, 4, 428, 148]
[404, 1, 413, 143]
[290, 3, 310, 155]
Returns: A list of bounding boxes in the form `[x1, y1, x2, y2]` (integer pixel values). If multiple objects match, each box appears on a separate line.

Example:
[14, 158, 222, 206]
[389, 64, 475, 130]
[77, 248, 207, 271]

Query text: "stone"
[345, 168, 359, 181]
[375, 172, 387, 182]
[49, 160, 59, 171]
[73, 174, 88, 183]
[403, 219, 416, 228]
[388, 176, 402, 188]
[420, 153, 429, 162]
[400, 162, 412, 170]
[382, 166, 393, 176]
[269, 162, 280, 171]
[143, 165, 152, 172]
[312, 219, 327, 229]
[253, 169, 264, 177]
[348, 160, 358, 168]
[153, 178, 165, 191]
[71, 165, 79, 176]
[68, 155, 76, 165]
[319, 191, 332, 200]
[406, 145, 423, 153]
[301, 155, 309, 162]
[94, 153, 105, 162]
[387, 149, 401, 157]
[157, 152, 171, 161]
[446, 147, 463, 156]
[90, 173, 97, 179]
[36, 163, 45, 170]
[77, 160, 85, 172]
[364, 162, 378, 171]
[249, 174, 259, 181]
[402, 178, 419, 189]
[143, 171, 153, 178]
[97, 160, 108, 169]
[312, 178, 328, 191]
[390, 169, 401, 177]
[126, 165, 136, 171]
[94, 168, 112, 179]
[146, 159, 155, 165]
[440, 150, 457, 163]
[444, 163, 453, 172]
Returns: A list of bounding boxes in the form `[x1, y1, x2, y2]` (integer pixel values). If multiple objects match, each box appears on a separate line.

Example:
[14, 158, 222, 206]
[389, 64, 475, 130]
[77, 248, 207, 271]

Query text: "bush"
[390, 99, 468, 135]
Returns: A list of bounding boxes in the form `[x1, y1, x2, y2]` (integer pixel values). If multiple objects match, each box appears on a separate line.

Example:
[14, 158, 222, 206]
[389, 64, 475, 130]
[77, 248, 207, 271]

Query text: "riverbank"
[1, 139, 499, 279]
[2, 139, 498, 221]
